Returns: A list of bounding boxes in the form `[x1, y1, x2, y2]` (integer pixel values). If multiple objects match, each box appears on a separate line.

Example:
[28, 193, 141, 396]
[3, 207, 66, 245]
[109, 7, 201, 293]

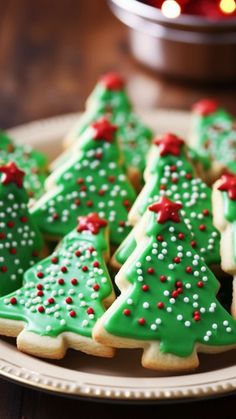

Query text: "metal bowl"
[108, 0, 236, 82]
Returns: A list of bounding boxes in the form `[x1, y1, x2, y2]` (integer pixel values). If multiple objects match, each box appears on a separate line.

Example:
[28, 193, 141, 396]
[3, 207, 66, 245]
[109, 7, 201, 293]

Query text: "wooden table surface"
[1, 0, 236, 417]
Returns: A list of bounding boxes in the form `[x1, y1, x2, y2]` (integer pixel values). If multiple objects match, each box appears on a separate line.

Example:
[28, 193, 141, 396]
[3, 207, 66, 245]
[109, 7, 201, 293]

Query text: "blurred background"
[1, 0, 236, 129]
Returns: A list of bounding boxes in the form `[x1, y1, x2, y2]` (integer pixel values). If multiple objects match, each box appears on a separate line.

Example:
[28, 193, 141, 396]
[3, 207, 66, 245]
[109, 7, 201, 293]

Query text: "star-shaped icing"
[100, 72, 125, 91]
[0, 162, 25, 188]
[154, 133, 184, 156]
[192, 99, 219, 116]
[218, 173, 236, 200]
[77, 213, 108, 234]
[149, 197, 182, 224]
[92, 118, 117, 142]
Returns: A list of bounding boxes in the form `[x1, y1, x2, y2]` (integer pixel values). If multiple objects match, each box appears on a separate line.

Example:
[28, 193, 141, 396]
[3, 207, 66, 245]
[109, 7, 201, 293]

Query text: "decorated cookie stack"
[189, 99, 236, 183]
[0, 130, 48, 202]
[112, 133, 220, 270]
[0, 162, 44, 296]
[213, 173, 236, 318]
[94, 197, 236, 371]
[51, 73, 153, 189]
[31, 118, 136, 246]
[0, 213, 115, 359]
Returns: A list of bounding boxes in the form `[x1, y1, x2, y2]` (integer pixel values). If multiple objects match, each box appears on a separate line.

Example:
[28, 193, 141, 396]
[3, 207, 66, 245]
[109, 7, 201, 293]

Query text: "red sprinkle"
[185, 173, 192, 180]
[87, 307, 94, 315]
[9, 248, 17, 254]
[172, 290, 179, 298]
[36, 283, 43, 290]
[58, 278, 64, 285]
[98, 189, 105, 196]
[38, 306, 45, 313]
[197, 281, 204, 288]
[52, 213, 59, 220]
[77, 177, 84, 184]
[74, 199, 81, 206]
[138, 318, 146, 325]
[186, 266, 192, 274]
[191, 240, 197, 248]
[178, 233, 184, 240]
[157, 302, 164, 309]
[173, 257, 181, 264]
[69, 310, 76, 317]
[108, 175, 115, 183]
[10, 297, 17, 305]
[7, 221, 14, 228]
[170, 165, 177, 172]
[0, 233, 5, 239]
[160, 185, 166, 190]
[160, 275, 167, 282]
[1, 266, 7, 273]
[157, 235, 163, 242]
[199, 224, 206, 231]
[71, 278, 78, 285]
[82, 266, 88, 272]
[93, 284, 100, 291]
[32, 250, 39, 257]
[65, 297, 72, 304]
[142, 284, 149, 292]
[147, 267, 154, 274]
[37, 290, 44, 297]
[202, 209, 209, 216]
[86, 200, 93, 207]
[51, 257, 58, 264]
[61, 266, 67, 273]
[93, 261, 100, 268]
[123, 309, 131, 316]
[75, 250, 81, 257]
[20, 216, 28, 223]
[48, 297, 55, 304]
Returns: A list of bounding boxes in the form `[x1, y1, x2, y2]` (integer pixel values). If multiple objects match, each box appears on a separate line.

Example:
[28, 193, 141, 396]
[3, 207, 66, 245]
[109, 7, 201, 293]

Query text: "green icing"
[190, 109, 235, 172]
[0, 131, 48, 200]
[0, 177, 44, 296]
[87, 83, 132, 113]
[0, 225, 113, 338]
[53, 109, 152, 178]
[105, 211, 236, 357]
[114, 145, 220, 266]
[31, 125, 136, 246]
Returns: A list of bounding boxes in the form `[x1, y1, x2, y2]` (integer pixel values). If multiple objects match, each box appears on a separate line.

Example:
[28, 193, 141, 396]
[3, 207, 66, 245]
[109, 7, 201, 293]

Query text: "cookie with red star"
[213, 173, 236, 318]
[0, 213, 115, 359]
[31, 118, 136, 245]
[189, 99, 236, 184]
[0, 162, 45, 296]
[52, 73, 152, 191]
[94, 198, 236, 372]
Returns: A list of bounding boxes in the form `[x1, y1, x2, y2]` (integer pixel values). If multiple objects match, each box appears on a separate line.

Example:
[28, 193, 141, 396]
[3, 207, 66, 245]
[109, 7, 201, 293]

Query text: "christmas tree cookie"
[52, 73, 152, 190]
[213, 173, 236, 318]
[112, 133, 220, 269]
[31, 118, 136, 246]
[0, 130, 48, 201]
[0, 162, 44, 296]
[189, 98, 236, 183]
[0, 213, 115, 359]
[63, 72, 132, 150]
[94, 197, 236, 372]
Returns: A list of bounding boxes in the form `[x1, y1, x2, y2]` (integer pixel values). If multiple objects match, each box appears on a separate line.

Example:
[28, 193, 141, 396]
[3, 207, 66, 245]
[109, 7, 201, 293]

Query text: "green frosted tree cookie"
[0, 213, 115, 358]
[94, 197, 236, 371]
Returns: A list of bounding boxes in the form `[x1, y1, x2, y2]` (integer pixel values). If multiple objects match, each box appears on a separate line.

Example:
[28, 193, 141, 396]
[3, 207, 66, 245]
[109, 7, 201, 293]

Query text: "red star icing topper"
[192, 99, 219, 116]
[149, 197, 182, 224]
[217, 173, 236, 200]
[77, 213, 108, 234]
[92, 118, 117, 143]
[0, 162, 25, 188]
[100, 72, 125, 91]
[154, 133, 184, 156]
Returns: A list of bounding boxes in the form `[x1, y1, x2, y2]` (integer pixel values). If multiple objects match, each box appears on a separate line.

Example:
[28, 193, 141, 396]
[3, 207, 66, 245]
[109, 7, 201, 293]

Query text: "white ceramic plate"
[1, 109, 236, 402]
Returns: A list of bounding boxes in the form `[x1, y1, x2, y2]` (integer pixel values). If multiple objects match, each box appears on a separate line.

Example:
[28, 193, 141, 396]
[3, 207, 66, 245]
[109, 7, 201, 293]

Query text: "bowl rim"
[109, 0, 236, 28]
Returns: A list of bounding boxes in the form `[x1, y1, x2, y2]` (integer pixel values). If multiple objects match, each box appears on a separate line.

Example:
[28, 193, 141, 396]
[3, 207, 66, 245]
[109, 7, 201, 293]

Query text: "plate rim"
[2, 110, 236, 402]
